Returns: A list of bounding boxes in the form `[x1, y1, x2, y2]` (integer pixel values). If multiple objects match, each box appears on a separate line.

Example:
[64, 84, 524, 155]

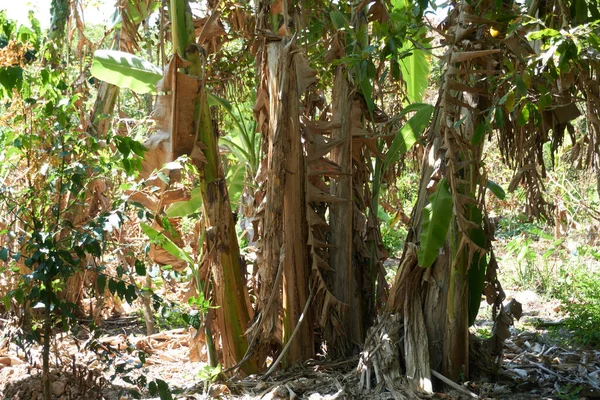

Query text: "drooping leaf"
[527, 28, 561, 41]
[517, 104, 530, 126]
[377, 205, 392, 222]
[134, 259, 146, 276]
[417, 178, 453, 268]
[155, 379, 173, 400]
[471, 121, 487, 145]
[399, 36, 430, 103]
[467, 205, 487, 326]
[226, 163, 246, 211]
[165, 187, 203, 218]
[148, 379, 173, 400]
[0, 248, 8, 262]
[140, 222, 193, 265]
[383, 103, 433, 171]
[486, 180, 506, 200]
[494, 106, 505, 128]
[207, 91, 233, 112]
[97, 274, 106, 294]
[91, 50, 162, 94]
[330, 10, 349, 30]
[0, 66, 23, 98]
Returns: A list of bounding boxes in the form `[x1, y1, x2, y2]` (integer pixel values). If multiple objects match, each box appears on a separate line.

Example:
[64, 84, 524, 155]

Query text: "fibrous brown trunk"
[329, 66, 363, 350]
[282, 57, 313, 362]
[257, 37, 314, 366]
[363, 0, 505, 392]
[249, 0, 316, 367]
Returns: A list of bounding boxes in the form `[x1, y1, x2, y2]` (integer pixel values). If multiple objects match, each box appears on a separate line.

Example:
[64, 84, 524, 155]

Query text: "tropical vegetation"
[0, 0, 599, 398]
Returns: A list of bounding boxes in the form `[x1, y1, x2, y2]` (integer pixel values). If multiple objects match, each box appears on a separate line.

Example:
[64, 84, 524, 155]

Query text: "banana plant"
[167, 0, 257, 373]
[91, 52, 256, 213]
[90, 0, 259, 372]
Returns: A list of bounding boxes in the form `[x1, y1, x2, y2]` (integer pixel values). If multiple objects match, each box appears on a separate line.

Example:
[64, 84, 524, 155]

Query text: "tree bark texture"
[329, 66, 362, 351]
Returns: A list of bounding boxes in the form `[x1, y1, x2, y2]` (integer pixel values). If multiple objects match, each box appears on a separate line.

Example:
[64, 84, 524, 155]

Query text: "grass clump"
[556, 261, 600, 346]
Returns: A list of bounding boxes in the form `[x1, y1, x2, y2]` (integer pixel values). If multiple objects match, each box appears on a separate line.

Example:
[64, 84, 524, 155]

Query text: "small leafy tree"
[0, 11, 149, 398]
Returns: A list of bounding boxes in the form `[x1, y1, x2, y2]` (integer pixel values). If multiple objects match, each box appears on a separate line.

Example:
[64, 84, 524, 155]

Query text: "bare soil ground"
[1, 236, 598, 400]
[0, 284, 597, 400]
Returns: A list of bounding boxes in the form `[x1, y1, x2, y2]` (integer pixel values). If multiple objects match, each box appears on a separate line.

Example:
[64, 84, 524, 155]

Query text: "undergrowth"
[496, 211, 600, 347]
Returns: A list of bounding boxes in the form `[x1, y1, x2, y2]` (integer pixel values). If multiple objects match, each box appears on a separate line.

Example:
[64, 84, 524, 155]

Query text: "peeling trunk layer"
[252, 38, 314, 366]
[89, 83, 119, 137]
[422, 243, 450, 372]
[282, 61, 313, 363]
[329, 66, 361, 351]
[259, 41, 286, 347]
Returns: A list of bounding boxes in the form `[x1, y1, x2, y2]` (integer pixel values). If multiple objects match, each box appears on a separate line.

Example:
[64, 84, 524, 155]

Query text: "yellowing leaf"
[505, 91, 515, 112]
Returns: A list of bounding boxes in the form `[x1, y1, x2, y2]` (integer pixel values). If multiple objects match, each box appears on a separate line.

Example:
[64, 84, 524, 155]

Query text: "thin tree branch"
[431, 370, 479, 399]
[261, 283, 315, 380]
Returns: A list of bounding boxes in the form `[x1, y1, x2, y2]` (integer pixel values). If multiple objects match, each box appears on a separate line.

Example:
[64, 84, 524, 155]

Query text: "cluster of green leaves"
[328, 0, 431, 114]
[0, 10, 41, 98]
[0, 9, 164, 370]
[380, 215, 408, 258]
[491, 6, 600, 133]
[557, 260, 600, 346]
[209, 91, 260, 211]
[0, 72, 108, 327]
[100, 337, 173, 400]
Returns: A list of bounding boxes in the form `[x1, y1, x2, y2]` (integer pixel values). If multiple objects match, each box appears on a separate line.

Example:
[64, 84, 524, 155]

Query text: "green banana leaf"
[140, 222, 193, 265]
[383, 103, 433, 171]
[417, 178, 454, 268]
[109, 0, 160, 29]
[91, 50, 162, 94]
[466, 204, 488, 326]
[486, 180, 506, 200]
[165, 187, 203, 218]
[399, 34, 430, 103]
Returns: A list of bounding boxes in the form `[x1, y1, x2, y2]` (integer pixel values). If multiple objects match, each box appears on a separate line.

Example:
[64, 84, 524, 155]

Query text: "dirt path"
[0, 290, 598, 400]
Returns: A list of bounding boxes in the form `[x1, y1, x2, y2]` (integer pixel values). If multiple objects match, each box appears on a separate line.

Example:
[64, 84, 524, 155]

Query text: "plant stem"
[43, 282, 52, 400]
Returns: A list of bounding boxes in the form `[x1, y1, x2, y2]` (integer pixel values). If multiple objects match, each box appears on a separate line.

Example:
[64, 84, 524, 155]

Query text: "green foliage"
[558, 270, 600, 346]
[417, 178, 454, 268]
[210, 89, 261, 210]
[505, 232, 546, 291]
[166, 186, 203, 217]
[467, 205, 488, 326]
[486, 180, 506, 200]
[108, 0, 161, 29]
[550, 245, 600, 346]
[148, 378, 174, 400]
[141, 222, 194, 265]
[91, 50, 162, 94]
[383, 103, 434, 171]
[198, 363, 222, 382]
[0, 13, 162, 398]
[382, 222, 408, 258]
[398, 29, 431, 103]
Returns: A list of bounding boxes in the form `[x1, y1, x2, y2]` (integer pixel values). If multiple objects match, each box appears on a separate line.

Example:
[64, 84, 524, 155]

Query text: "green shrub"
[382, 223, 408, 257]
[557, 266, 600, 346]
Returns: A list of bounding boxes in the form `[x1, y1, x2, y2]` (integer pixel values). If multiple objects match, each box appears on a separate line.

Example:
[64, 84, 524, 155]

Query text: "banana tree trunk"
[329, 65, 364, 351]
[167, 0, 258, 373]
[250, 0, 314, 367]
[281, 50, 313, 362]
[378, 0, 500, 391]
[259, 38, 314, 366]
